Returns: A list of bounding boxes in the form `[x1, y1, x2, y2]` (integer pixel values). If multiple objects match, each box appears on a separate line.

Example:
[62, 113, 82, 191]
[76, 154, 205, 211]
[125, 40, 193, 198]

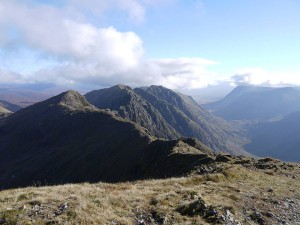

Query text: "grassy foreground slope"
[0, 157, 299, 225]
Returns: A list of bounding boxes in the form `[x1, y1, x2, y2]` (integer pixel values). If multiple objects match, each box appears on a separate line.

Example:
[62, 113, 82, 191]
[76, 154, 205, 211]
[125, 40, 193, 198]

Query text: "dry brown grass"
[0, 163, 299, 224]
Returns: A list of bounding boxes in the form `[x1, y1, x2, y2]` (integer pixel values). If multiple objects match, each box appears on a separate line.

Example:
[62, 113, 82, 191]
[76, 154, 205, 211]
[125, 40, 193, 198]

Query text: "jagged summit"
[84, 85, 136, 109]
[36, 90, 95, 111]
[145, 85, 198, 110]
[51, 90, 93, 110]
[146, 85, 189, 106]
[3, 90, 97, 125]
[147, 85, 178, 97]
[85, 85, 138, 109]
[112, 84, 132, 91]
[85, 85, 179, 139]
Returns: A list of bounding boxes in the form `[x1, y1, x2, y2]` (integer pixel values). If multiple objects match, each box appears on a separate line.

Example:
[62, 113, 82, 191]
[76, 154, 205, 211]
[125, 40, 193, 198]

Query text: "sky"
[0, 0, 300, 91]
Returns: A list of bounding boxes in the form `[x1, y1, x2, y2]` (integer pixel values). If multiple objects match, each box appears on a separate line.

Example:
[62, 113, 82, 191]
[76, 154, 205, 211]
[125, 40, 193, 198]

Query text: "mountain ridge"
[85, 84, 180, 139]
[0, 88, 299, 225]
[0, 90, 221, 189]
[86, 85, 249, 155]
[205, 85, 300, 120]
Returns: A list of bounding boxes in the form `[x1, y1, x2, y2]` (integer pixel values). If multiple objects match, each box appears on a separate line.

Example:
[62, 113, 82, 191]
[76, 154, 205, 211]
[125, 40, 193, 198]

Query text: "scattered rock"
[0, 218, 6, 225]
[54, 202, 68, 216]
[264, 211, 274, 218]
[134, 209, 167, 225]
[216, 154, 233, 162]
[208, 207, 218, 216]
[32, 204, 41, 211]
[151, 211, 167, 224]
[255, 162, 277, 170]
[196, 166, 209, 174]
[221, 209, 242, 225]
[286, 199, 295, 204]
[137, 219, 145, 225]
[250, 211, 265, 225]
[177, 197, 207, 217]
[176, 197, 223, 224]
[59, 202, 68, 211]
[272, 200, 280, 205]
[233, 156, 252, 164]
[258, 158, 279, 163]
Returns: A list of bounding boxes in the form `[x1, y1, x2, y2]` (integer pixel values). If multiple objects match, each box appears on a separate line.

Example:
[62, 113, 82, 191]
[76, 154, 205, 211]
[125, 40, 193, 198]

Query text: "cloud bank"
[231, 68, 300, 87]
[0, 0, 217, 89]
[0, 0, 298, 90]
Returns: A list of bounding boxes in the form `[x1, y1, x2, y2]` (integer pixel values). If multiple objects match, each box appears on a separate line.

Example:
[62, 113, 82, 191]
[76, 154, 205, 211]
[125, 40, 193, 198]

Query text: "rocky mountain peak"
[148, 85, 174, 94]
[147, 85, 183, 103]
[47, 90, 94, 111]
[112, 84, 132, 91]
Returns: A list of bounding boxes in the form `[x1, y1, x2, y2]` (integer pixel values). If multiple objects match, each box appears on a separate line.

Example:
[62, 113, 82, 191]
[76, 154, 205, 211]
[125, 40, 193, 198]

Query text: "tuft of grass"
[149, 197, 159, 206]
[67, 210, 77, 220]
[0, 209, 20, 225]
[203, 174, 226, 182]
[16, 194, 29, 202]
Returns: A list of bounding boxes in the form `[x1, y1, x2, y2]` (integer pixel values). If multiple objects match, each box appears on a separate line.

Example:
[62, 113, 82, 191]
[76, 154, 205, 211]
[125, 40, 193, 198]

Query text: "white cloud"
[66, 0, 177, 23]
[118, 1, 144, 22]
[0, 1, 144, 80]
[0, 1, 144, 65]
[67, 0, 146, 23]
[0, 0, 217, 90]
[26, 57, 218, 89]
[147, 58, 218, 89]
[0, 70, 24, 83]
[231, 68, 300, 87]
[231, 68, 271, 86]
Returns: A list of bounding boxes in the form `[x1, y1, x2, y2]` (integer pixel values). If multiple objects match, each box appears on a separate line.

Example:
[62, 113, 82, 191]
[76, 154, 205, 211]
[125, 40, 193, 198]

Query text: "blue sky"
[0, 0, 299, 90]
